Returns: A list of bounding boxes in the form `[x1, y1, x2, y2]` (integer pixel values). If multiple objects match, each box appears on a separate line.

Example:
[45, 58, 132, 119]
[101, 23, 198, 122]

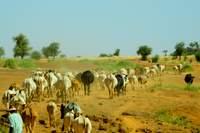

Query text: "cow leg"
[31, 116, 36, 133]
[87, 85, 90, 96]
[84, 84, 86, 96]
[49, 113, 52, 127]
[108, 87, 111, 98]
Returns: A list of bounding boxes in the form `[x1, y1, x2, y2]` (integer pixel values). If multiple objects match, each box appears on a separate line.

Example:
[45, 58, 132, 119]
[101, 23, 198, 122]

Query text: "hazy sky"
[1, 0, 200, 57]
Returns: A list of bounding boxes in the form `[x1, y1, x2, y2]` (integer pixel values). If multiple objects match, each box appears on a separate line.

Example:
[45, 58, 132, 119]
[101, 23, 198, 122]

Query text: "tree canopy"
[42, 42, 61, 58]
[137, 45, 152, 60]
[113, 48, 120, 56]
[13, 34, 32, 59]
[173, 42, 185, 59]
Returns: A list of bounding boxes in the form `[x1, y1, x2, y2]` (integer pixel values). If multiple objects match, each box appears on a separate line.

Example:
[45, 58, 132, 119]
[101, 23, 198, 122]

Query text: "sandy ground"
[0, 61, 200, 133]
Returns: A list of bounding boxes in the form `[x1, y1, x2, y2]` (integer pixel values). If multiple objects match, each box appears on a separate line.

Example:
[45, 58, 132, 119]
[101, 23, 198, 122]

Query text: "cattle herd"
[1, 62, 195, 133]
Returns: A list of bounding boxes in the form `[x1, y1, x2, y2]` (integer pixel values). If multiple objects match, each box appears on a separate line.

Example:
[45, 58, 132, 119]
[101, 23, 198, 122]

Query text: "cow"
[47, 101, 57, 128]
[128, 75, 138, 90]
[45, 71, 58, 97]
[71, 79, 81, 97]
[72, 114, 92, 133]
[2, 89, 17, 109]
[138, 75, 148, 88]
[22, 77, 37, 103]
[60, 102, 82, 132]
[81, 70, 94, 96]
[115, 74, 128, 96]
[32, 72, 48, 101]
[173, 64, 183, 73]
[184, 73, 195, 85]
[97, 72, 107, 90]
[104, 73, 118, 99]
[21, 104, 37, 133]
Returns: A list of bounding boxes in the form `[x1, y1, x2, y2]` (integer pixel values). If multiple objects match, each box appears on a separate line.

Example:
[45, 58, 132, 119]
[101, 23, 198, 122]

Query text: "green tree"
[137, 45, 152, 60]
[113, 48, 120, 56]
[186, 41, 200, 55]
[189, 41, 199, 49]
[174, 42, 185, 60]
[31, 50, 42, 60]
[0, 46, 5, 58]
[42, 42, 61, 58]
[48, 42, 60, 58]
[13, 34, 32, 59]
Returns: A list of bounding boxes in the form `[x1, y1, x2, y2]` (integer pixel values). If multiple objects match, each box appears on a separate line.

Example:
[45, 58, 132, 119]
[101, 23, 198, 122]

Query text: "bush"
[184, 85, 200, 92]
[154, 109, 190, 127]
[99, 53, 112, 57]
[31, 51, 41, 60]
[3, 58, 36, 69]
[152, 55, 159, 63]
[3, 59, 17, 69]
[17, 59, 36, 69]
[182, 63, 193, 72]
[195, 51, 200, 62]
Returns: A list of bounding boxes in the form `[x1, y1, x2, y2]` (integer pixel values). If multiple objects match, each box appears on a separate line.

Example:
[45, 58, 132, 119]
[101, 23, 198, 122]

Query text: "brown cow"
[21, 104, 37, 133]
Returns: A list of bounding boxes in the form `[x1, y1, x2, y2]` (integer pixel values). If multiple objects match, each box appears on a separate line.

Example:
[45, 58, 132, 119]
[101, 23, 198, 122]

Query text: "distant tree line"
[99, 48, 120, 57]
[171, 41, 200, 61]
[0, 33, 200, 62]
[0, 33, 63, 60]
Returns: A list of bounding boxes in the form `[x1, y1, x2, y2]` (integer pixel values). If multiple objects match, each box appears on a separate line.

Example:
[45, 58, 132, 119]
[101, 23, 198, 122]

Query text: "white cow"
[128, 75, 138, 90]
[33, 72, 48, 101]
[2, 89, 17, 109]
[98, 73, 107, 90]
[22, 77, 37, 102]
[45, 72, 58, 97]
[63, 110, 74, 132]
[62, 74, 72, 102]
[173, 64, 183, 73]
[104, 73, 118, 99]
[72, 115, 92, 133]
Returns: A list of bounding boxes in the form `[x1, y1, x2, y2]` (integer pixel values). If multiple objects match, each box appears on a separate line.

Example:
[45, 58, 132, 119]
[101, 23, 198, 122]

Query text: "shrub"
[182, 63, 193, 72]
[31, 51, 41, 60]
[184, 85, 200, 92]
[152, 55, 159, 63]
[99, 53, 112, 57]
[3, 59, 17, 69]
[3, 58, 36, 69]
[195, 51, 200, 62]
[17, 59, 36, 69]
[154, 109, 190, 127]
